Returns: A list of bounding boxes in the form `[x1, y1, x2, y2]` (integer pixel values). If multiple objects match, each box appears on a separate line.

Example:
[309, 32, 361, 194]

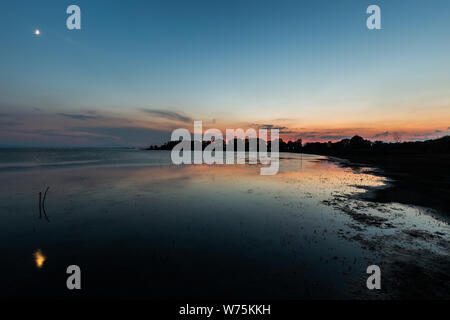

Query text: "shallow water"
[0, 149, 448, 299]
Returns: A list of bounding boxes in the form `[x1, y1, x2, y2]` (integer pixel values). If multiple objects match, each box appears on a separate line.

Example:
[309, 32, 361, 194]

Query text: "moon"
[34, 29, 40, 35]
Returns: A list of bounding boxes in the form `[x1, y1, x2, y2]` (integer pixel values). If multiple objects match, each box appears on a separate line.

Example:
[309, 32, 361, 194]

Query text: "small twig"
[42, 187, 50, 222]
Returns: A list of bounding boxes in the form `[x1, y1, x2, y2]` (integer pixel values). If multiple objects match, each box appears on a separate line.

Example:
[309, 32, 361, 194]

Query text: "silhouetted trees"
[301, 135, 450, 156]
[147, 135, 450, 156]
[147, 138, 303, 153]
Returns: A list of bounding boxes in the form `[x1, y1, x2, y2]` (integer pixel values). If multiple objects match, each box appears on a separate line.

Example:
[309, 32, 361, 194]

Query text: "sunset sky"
[1, 0, 450, 147]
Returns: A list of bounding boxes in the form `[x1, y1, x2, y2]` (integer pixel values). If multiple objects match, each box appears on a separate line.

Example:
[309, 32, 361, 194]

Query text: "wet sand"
[319, 156, 450, 298]
[321, 153, 450, 217]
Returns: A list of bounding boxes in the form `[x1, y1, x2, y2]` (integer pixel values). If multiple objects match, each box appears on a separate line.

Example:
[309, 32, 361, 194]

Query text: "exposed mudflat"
[322, 158, 450, 299]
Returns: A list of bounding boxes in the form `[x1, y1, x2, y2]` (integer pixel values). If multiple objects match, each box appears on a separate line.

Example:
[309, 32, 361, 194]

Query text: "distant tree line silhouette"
[148, 135, 450, 155]
[301, 135, 450, 156]
[147, 138, 303, 153]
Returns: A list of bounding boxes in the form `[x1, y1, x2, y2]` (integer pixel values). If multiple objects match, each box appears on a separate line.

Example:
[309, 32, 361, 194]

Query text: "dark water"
[0, 148, 171, 170]
[0, 149, 448, 299]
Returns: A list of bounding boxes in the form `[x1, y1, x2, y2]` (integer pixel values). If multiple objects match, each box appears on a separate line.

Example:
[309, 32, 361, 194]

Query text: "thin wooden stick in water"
[42, 187, 50, 222]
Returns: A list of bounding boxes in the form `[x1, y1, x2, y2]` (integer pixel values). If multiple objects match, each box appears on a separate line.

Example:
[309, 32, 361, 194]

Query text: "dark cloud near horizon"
[293, 131, 321, 139]
[141, 109, 192, 123]
[30, 129, 95, 138]
[57, 113, 98, 121]
[319, 135, 351, 140]
[72, 126, 171, 146]
[3, 126, 171, 147]
[0, 113, 20, 128]
[249, 124, 288, 130]
[373, 131, 390, 138]
[0, 120, 20, 127]
[246, 123, 297, 135]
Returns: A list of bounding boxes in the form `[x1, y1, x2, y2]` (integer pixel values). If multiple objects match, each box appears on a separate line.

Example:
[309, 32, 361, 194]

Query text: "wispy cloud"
[141, 109, 192, 123]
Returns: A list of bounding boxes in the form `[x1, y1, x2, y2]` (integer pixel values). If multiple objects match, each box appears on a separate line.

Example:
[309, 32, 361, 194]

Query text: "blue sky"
[1, 0, 450, 146]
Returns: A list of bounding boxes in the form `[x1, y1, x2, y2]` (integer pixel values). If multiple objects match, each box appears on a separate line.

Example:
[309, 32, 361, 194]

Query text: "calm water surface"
[0, 149, 448, 299]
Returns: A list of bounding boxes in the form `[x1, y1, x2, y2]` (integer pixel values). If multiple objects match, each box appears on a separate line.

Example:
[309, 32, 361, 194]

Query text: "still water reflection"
[0, 150, 448, 298]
